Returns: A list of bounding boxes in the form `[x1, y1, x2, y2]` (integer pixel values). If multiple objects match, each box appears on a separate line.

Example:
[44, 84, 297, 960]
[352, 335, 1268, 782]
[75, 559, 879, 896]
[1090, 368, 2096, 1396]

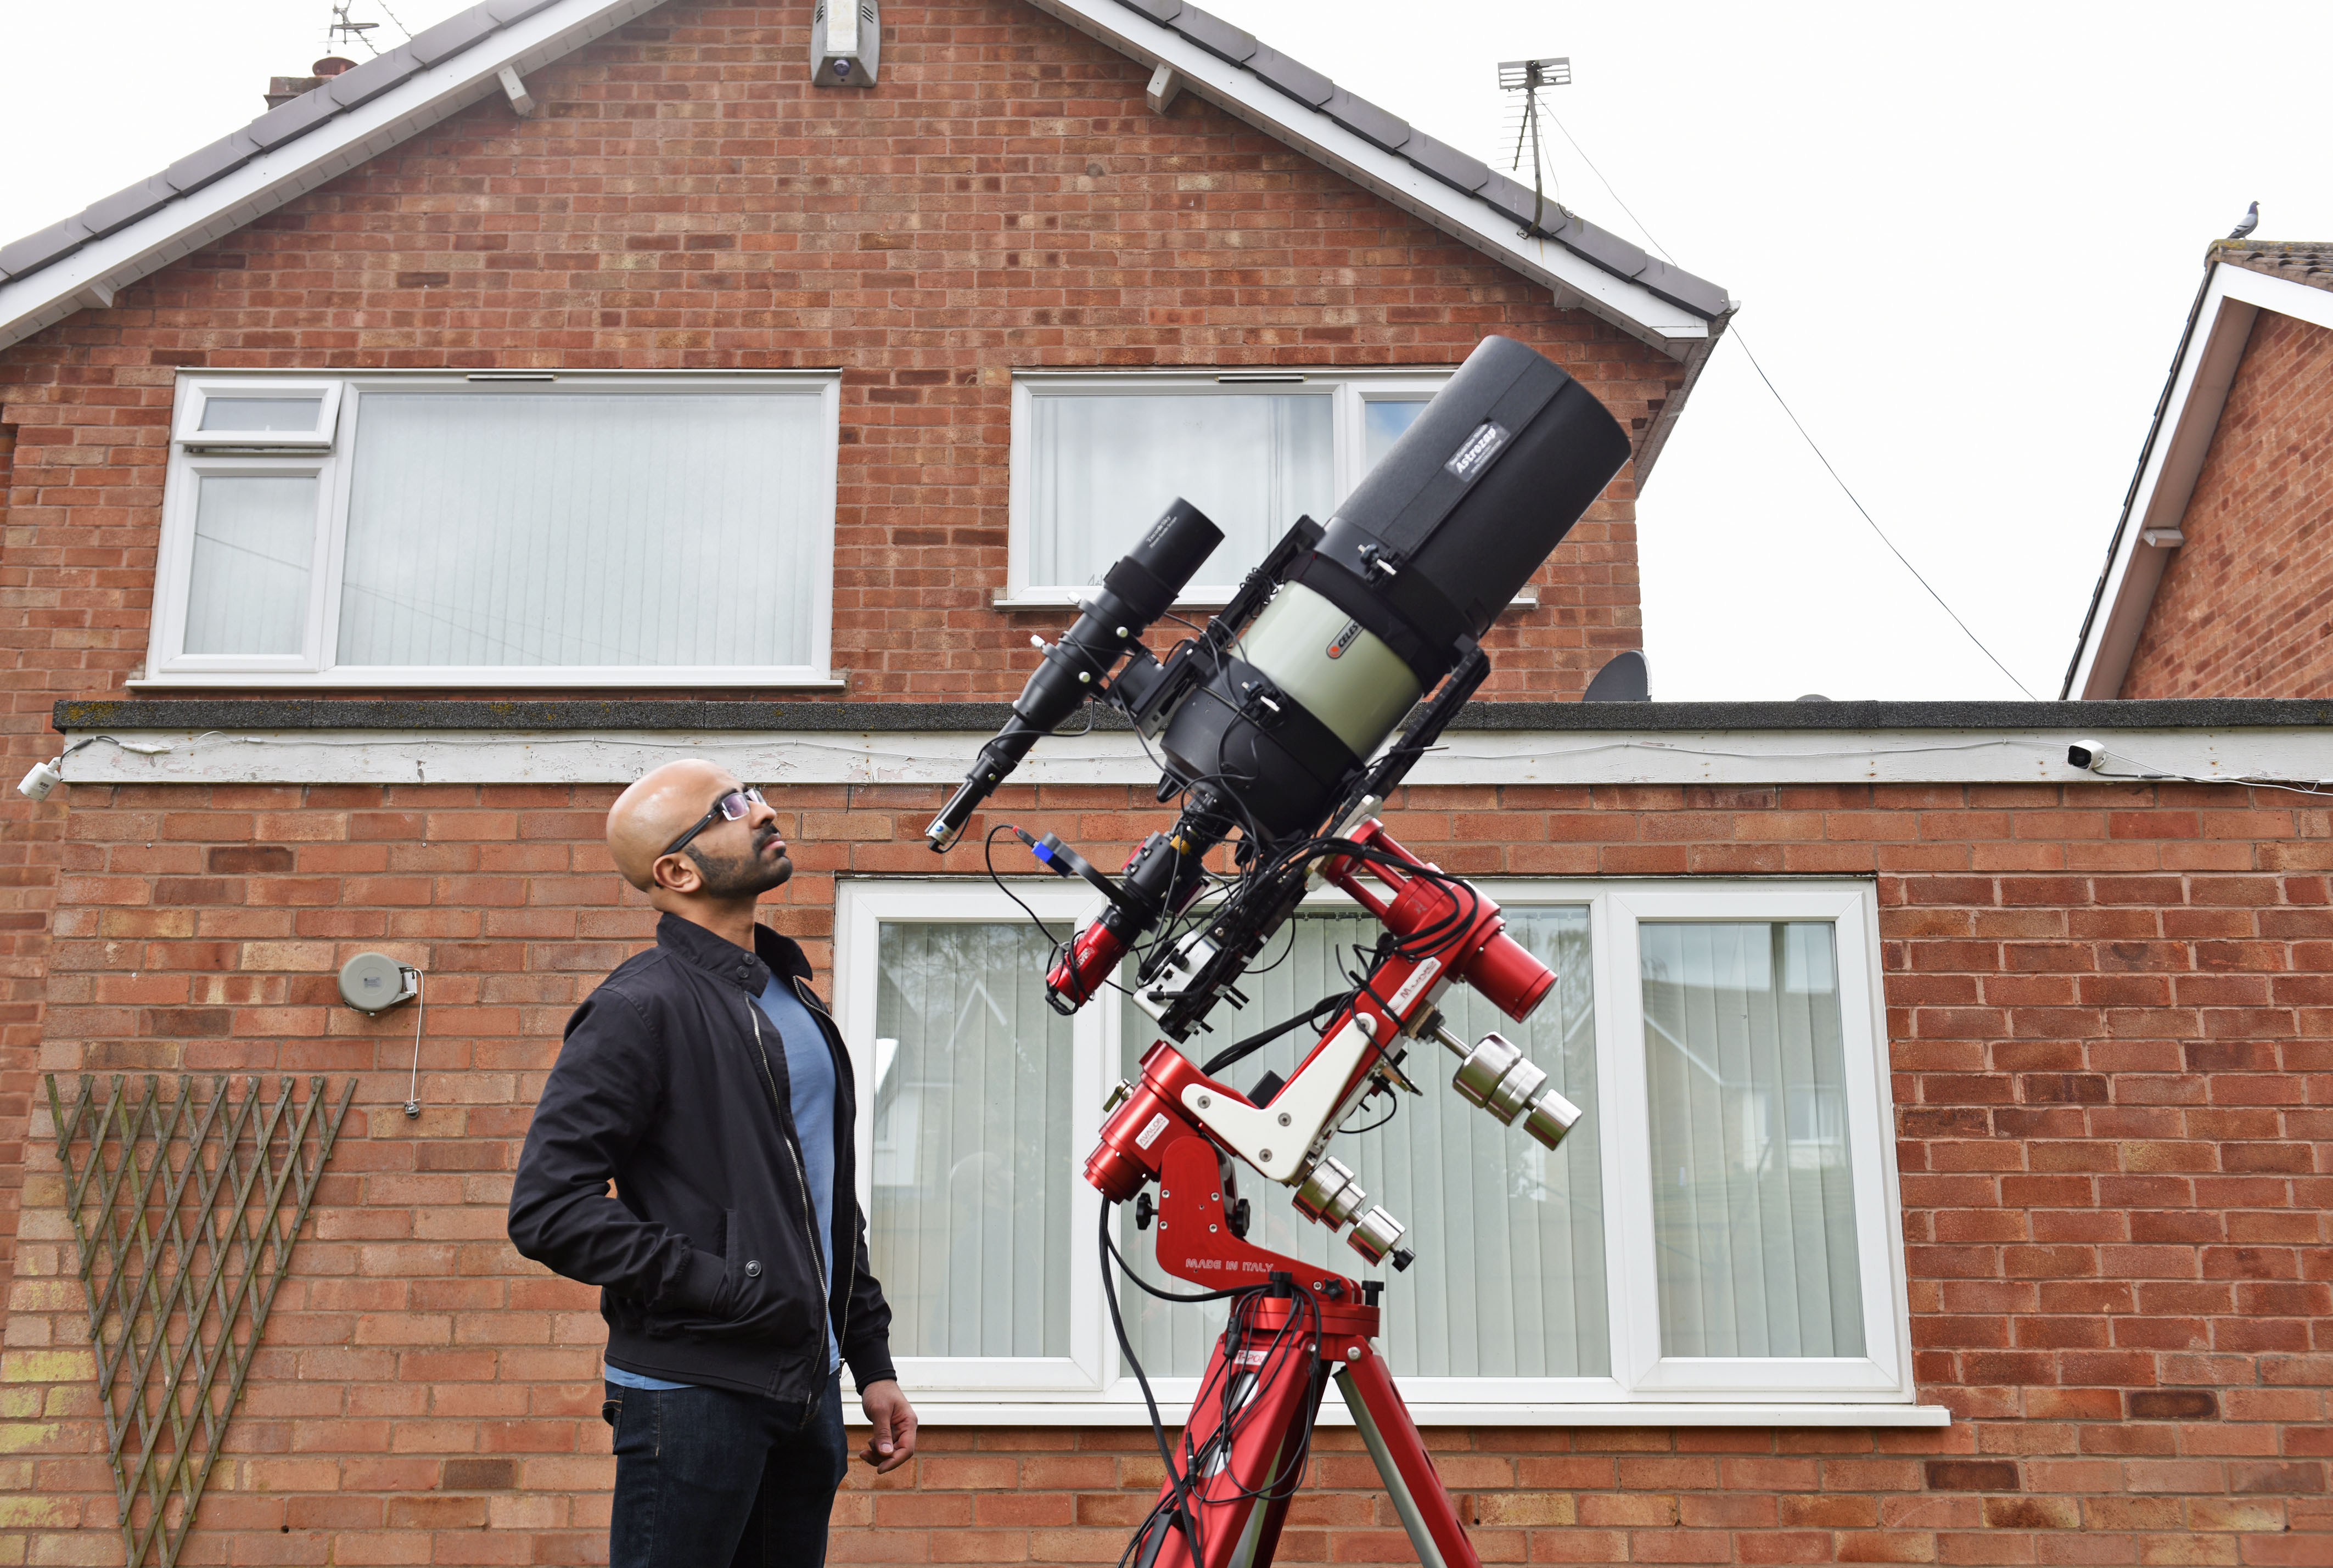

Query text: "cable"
[1540, 107, 2038, 701]
[401, 972, 425, 1119]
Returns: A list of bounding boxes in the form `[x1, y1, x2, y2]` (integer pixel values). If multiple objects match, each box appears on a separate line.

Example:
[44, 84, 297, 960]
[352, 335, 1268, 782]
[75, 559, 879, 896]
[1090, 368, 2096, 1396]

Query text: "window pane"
[198, 395, 323, 432]
[1641, 922, 1865, 1357]
[337, 391, 825, 667]
[1029, 392, 1333, 592]
[1362, 398, 1428, 470]
[183, 475, 317, 655]
[1117, 907, 1604, 1379]
[872, 921, 1075, 1358]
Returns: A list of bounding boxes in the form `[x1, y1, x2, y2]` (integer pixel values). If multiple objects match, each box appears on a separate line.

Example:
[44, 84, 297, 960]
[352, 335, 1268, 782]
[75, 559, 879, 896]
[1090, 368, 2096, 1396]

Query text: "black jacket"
[508, 912, 895, 1409]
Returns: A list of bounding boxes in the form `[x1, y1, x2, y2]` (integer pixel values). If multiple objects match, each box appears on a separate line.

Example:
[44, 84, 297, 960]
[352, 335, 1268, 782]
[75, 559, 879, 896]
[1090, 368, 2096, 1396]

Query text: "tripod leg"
[1131, 1316, 1325, 1568]
[1335, 1351, 1480, 1568]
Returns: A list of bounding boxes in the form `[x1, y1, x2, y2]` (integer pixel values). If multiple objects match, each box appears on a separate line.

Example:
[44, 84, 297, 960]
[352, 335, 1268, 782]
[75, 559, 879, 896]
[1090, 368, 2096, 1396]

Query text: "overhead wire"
[1536, 105, 2039, 701]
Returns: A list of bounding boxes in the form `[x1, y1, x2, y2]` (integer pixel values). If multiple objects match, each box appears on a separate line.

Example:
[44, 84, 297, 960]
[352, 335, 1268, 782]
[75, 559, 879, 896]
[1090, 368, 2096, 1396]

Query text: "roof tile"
[246, 86, 344, 153]
[0, 217, 93, 281]
[78, 177, 177, 239]
[1116, 0, 1185, 20]
[160, 131, 260, 196]
[486, 0, 563, 19]
[2214, 239, 2333, 295]
[1478, 170, 1546, 228]
[1320, 85, 1409, 153]
[1169, 6, 1258, 65]
[1246, 43, 1332, 108]
[1403, 131, 1490, 194]
[408, 4, 504, 66]
[326, 42, 422, 109]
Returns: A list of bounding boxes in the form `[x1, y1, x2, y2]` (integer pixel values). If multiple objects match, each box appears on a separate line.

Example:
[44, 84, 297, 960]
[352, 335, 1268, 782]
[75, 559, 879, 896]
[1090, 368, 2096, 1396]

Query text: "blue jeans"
[603, 1374, 847, 1568]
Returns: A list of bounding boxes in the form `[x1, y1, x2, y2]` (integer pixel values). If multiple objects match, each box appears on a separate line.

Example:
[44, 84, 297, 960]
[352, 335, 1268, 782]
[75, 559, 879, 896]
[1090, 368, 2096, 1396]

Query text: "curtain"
[1641, 922, 1864, 1357]
[1362, 398, 1428, 469]
[336, 390, 824, 667]
[871, 921, 1076, 1358]
[1115, 906, 1605, 1379]
[1029, 392, 1334, 593]
[184, 475, 317, 655]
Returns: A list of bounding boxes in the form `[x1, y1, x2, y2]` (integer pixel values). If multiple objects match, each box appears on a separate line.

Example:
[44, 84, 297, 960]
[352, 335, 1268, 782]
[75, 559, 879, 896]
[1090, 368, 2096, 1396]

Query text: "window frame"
[1000, 367, 1454, 609]
[142, 370, 843, 689]
[835, 877, 1913, 1428]
[171, 376, 344, 448]
[832, 875, 1919, 1423]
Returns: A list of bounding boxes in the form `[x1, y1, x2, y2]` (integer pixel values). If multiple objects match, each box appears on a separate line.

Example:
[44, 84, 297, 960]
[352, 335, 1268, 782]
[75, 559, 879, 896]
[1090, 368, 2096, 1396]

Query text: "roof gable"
[2062, 244, 2333, 698]
[0, 0, 1730, 467]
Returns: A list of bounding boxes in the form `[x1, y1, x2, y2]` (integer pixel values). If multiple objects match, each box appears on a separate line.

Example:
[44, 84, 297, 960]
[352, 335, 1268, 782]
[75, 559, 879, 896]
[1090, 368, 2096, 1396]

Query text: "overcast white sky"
[5, 1, 2330, 701]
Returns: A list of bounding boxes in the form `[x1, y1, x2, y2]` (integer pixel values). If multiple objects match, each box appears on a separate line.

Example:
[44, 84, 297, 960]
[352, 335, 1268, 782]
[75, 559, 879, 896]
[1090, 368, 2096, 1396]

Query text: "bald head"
[608, 759, 738, 892]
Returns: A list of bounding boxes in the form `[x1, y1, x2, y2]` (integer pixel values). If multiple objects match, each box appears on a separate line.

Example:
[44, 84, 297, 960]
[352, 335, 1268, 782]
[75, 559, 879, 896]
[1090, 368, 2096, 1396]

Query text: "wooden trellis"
[44, 1073, 355, 1568]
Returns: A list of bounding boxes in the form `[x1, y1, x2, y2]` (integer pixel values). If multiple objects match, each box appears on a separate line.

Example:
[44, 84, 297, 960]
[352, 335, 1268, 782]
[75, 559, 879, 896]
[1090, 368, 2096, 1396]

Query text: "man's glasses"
[661, 787, 768, 858]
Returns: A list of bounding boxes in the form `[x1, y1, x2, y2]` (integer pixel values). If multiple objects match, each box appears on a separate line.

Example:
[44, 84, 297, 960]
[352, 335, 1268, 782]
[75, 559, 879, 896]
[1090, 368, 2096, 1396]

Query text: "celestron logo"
[1325, 619, 1365, 660]
[1444, 419, 1510, 481]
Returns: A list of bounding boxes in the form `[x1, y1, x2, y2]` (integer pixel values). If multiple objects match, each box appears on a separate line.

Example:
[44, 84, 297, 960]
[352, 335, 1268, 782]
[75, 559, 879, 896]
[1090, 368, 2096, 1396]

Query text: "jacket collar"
[655, 910, 814, 994]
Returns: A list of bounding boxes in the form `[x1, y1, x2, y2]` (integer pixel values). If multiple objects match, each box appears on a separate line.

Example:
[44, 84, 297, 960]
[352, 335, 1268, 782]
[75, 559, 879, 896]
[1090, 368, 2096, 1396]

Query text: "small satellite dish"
[339, 952, 419, 1014]
[1582, 649, 1651, 702]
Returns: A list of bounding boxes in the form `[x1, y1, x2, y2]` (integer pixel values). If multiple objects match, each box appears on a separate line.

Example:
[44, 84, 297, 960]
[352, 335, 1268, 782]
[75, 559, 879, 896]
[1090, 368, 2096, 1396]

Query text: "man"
[509, 760, 916, 1568]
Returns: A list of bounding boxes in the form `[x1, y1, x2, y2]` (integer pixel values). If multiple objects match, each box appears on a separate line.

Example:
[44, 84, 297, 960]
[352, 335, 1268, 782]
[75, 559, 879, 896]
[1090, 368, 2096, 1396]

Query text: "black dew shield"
[1326, 335, 1632, 638]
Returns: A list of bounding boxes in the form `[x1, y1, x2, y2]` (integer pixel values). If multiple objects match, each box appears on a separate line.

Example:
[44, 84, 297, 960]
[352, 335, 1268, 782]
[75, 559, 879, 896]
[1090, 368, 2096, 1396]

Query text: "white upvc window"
[1001, 368, 1452, 608]
[833, 876, 1927, 1425]
[145, 370, 842, 689]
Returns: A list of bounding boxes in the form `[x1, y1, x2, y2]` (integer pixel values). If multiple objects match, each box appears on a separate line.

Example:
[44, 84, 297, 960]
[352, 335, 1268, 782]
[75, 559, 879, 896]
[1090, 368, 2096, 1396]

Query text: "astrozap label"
[1325, 618, 1365, 660]
[1445, 420, 1510, 482]
[1135, 1112, 1171, 1149]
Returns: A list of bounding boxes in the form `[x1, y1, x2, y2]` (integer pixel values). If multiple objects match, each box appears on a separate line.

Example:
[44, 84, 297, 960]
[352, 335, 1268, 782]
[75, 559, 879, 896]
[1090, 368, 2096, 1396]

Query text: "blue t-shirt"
[605, 968, 843, 1389]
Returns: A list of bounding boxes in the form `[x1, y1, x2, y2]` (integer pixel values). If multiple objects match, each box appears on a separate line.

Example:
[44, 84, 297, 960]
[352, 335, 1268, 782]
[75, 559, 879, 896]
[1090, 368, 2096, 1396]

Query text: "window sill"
[845, 1399, 1952, 1429]
[125, 672, 850, 692]
[990, 589, 1542, 612]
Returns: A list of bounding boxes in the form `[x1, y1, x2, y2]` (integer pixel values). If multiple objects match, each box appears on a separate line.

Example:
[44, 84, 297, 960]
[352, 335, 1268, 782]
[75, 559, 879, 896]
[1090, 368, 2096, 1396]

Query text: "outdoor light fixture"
[811, 0, 879, 86]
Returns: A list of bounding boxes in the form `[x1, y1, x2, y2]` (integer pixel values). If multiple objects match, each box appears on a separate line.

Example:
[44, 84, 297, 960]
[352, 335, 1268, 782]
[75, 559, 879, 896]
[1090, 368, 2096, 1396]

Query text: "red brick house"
[2, 5, 2329, 1567]
[2065, 241, 2333, 699]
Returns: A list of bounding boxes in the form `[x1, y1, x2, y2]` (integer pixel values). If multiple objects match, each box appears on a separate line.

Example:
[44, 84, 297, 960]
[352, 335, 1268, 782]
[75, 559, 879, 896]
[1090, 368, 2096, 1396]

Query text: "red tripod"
[1084, 823, 1581, 1568]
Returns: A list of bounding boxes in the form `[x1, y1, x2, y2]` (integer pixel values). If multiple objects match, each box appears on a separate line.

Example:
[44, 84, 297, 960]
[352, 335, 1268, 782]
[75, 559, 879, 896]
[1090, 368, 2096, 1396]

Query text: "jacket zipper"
[792, 975, 854, 1364]
[746, 1001, 831, 1423]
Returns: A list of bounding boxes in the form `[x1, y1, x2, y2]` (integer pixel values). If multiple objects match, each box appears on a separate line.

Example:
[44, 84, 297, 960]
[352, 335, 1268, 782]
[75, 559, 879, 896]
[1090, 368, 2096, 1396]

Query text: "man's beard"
[684, 833, 793, 897]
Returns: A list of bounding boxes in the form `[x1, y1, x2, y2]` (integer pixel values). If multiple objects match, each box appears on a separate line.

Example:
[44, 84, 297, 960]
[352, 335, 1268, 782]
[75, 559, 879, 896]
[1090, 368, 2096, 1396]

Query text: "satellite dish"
[1582, 649, 1651, 702]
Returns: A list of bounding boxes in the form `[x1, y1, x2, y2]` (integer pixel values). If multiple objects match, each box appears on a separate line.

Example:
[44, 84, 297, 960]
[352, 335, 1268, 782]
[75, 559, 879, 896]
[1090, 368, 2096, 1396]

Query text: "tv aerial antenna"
[327, 2, 382, 54]
[1499, 56, 1571, 238]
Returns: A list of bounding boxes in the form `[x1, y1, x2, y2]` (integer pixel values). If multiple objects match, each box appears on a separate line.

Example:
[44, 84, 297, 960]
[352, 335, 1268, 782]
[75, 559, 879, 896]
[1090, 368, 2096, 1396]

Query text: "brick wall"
[0, 0, 1685, 1312]
[4, 776, 2327, 1565]
[2122, 307, 2333, 698]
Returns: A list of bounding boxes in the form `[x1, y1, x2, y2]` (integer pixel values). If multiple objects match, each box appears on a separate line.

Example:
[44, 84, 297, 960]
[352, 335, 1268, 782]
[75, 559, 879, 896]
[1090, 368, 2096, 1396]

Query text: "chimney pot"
[312, 56, 355, 77]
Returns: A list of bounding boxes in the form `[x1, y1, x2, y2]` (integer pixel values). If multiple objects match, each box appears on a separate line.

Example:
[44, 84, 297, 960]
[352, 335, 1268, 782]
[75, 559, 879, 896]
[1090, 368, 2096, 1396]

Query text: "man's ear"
[651, 851, 703, 896]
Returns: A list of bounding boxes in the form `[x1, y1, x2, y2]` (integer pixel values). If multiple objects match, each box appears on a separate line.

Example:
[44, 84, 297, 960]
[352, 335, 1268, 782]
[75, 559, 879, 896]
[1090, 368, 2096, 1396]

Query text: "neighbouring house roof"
[2061, 240, 2333, 699]
[0, 0, 1733, 477]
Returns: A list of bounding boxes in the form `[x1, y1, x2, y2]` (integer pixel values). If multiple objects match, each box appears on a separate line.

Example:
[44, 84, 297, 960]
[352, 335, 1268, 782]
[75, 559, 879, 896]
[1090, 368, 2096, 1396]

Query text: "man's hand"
[857, 1380, 918, 1474]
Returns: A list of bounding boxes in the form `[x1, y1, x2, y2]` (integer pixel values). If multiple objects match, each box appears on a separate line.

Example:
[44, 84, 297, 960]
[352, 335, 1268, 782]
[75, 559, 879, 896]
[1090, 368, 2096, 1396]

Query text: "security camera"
[2066, 740, 2108, 772]
[17, 757, 63, 801]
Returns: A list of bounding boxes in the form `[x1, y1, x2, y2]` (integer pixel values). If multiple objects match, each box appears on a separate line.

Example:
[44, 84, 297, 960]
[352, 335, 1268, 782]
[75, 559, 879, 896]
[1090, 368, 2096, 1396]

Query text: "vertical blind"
[1028, 392, 1334, 593]
[871, 921, 1076, 1358]
[183, 475, 318, 656]
[1115, 906, 1605, 1379]
[337, 390, 825, 667]
[1640, 921, 1864, 1358]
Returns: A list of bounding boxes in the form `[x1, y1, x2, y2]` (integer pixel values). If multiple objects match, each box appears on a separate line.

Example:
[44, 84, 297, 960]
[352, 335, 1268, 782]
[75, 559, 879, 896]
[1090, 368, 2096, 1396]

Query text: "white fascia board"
[1021, 0, 1713, 361]
[2069, 262, 2333, 699]
[53, 724, 2333, 789]
[0, 0, 663, 357]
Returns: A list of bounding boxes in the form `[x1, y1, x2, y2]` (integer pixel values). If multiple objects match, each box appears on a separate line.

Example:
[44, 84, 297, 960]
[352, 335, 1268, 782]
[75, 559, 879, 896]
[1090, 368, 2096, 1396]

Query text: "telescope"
[928, 335, 1630, 1568]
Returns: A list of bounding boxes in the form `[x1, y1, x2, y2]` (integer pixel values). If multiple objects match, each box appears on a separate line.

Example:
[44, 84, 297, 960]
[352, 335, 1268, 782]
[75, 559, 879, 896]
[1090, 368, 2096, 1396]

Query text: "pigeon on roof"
[2228, 201, 2259, 240]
